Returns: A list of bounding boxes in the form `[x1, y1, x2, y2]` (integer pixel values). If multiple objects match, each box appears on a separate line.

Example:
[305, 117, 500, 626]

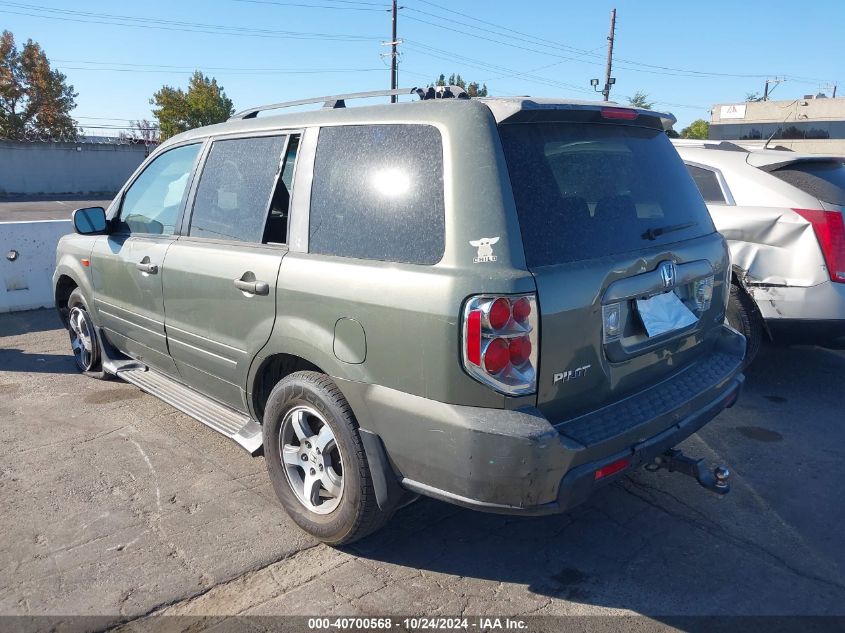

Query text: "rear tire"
[263, 371, 394, 545]
[66, 288, 109, 380]
[726, 282, 763, 368]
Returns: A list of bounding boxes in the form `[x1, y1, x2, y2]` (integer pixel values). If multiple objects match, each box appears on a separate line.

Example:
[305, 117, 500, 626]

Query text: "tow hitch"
[646, 448, 731, 495]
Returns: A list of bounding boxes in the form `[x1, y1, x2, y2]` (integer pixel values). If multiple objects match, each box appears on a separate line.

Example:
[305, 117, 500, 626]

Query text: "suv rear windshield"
[768, 161, 845, 206]
[499, 122, 714, 267]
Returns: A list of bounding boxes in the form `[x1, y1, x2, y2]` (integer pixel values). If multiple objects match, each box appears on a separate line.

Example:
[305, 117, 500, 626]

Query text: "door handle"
[136, 261, 158, 274]
[234, 278, 270, 295]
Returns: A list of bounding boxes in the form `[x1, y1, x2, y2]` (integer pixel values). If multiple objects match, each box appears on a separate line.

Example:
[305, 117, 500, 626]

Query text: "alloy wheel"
[68, 306, 97, 372]
[279, 405, 344, 515]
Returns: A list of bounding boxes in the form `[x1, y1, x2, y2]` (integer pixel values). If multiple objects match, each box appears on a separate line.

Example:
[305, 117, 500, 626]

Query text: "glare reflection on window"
[371, 168, 411, 197]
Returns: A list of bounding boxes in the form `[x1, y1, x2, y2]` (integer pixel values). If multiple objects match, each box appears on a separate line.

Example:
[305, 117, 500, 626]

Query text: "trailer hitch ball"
[649, 448, 732, 495]
[714, 466, 731, 491]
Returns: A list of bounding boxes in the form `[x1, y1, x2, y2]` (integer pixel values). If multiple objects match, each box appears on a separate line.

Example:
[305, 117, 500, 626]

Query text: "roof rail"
[230, 85, 469, 120]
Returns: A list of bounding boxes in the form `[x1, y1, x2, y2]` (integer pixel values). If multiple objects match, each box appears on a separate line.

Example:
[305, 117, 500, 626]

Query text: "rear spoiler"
[750, 154, 845, 171]
[478, 97, 676, 131]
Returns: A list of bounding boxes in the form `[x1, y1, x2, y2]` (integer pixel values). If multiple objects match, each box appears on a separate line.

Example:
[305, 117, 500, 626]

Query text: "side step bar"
[117, 367, 263, 454]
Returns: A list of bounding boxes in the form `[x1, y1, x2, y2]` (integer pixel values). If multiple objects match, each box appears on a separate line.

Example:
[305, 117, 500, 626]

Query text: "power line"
[404, 5, 602, 60]
[411, 0, 601, 58]
[405, 1, 839, 84]
[58, 64, 386, 75]
[402, 40, 594, 95]
[0, 1, 381, 41]
[231, 0, 389, 11]
[402, 13, 598, 67]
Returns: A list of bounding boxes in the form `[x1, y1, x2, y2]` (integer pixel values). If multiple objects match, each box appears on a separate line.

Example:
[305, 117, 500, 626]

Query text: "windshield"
[499, 122, 714, 267]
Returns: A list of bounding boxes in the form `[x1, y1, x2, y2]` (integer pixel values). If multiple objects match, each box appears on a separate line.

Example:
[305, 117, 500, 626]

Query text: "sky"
[3, 0, 844, 135]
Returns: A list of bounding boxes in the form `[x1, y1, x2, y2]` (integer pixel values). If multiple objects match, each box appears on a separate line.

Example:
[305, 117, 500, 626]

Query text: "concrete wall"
[1, 220, 72, 313]
[0, 141, 149, 196]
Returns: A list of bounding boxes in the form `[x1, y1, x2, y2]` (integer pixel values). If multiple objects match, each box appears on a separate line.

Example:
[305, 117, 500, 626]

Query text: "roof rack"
[231, 85, 469, 120]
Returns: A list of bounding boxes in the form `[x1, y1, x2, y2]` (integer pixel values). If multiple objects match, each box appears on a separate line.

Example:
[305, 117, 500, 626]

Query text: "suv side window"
[309, 124, 445, 265]
[686, 164, 727, 204]
[189, 135, 290, 243]
[117, 143, 201, 235]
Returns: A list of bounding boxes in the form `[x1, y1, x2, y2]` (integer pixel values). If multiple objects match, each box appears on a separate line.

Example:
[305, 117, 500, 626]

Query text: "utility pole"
[763, 77, 785, 101]
[390, 0, 398, 102]
[602, 8, 617, 101]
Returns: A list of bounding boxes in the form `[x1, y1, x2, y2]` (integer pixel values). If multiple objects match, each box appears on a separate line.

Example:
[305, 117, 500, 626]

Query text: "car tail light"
[462, 294, 539, 395]
[487, 298, 511, 330]
[692, 275, 714, 312]
[601, 107, 638, 120]
[793, 209, 845, 283]
[601, 303, 621, 343]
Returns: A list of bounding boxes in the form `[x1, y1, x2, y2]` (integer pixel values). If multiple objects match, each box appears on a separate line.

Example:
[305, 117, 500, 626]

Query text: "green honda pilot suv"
[54, 88, 745, 544]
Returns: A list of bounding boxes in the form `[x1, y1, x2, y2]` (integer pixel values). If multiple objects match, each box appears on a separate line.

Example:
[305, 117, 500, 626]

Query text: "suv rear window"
[499, 123, 714, 267]
[309, 124, 445, 265]
[768, 161, 845, 206]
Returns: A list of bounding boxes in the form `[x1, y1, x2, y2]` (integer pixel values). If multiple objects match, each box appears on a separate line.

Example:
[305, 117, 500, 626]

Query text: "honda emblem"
[659, 261, 676, 289]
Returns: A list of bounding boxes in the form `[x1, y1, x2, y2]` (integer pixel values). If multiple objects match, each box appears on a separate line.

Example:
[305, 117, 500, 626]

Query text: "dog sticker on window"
[470, 237, 499, 263]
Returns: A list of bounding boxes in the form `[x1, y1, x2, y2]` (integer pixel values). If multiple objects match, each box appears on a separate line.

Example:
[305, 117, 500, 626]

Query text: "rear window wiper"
[642, 222, 697, 241]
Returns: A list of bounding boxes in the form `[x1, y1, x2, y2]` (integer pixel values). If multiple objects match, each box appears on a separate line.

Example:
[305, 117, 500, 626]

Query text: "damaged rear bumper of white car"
[748, 281, 845, 349]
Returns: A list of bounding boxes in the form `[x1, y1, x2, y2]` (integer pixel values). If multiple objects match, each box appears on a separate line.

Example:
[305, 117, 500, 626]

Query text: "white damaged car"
[674, 140, 845, 364]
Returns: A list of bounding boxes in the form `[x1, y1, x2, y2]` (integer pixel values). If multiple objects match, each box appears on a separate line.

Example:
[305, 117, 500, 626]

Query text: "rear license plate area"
[635, 291, 698, 338]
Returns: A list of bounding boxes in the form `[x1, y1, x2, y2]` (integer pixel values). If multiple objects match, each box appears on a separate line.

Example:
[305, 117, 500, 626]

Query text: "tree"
[681, 119, 710, 139]
[0, 30, 78, 141]
[130, 119, 160, 145]
[119, 119, 160, 154]
[744, 91, 763, 102]
[627, 90, 653, 109]
[433, 73, 488, 97]
[665, 128, 680, 138]
[151, 71, 234, 141]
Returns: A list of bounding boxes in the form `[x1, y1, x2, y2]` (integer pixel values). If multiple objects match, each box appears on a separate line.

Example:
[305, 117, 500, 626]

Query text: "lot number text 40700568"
[308, 617, 528, 630]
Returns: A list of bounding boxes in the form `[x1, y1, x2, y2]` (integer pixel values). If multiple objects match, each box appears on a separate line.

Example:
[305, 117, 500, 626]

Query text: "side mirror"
[72, 207, 108, 235]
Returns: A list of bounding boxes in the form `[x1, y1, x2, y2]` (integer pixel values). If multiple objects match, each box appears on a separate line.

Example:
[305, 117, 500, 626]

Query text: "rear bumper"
[750, 280, 845, 323]
[340, 324, 745, 515]
[765, 318, 845, 350]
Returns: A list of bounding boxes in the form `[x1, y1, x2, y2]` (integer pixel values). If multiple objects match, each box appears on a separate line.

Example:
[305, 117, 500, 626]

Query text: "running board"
[117, 367, 263, 454]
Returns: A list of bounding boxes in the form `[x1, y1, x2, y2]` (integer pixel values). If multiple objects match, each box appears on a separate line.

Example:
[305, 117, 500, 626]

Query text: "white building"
[709, 95, 845, 154]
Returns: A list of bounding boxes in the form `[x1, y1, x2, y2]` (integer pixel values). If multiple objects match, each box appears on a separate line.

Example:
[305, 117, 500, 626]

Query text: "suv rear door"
[161, 133, 300, 411]
[499, 117, 729, 422]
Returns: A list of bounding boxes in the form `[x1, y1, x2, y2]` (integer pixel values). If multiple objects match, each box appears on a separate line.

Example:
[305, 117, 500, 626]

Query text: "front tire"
[66, 288, 109, 379]
[726, 282, 763, 368]
[263, 371, 393, 545]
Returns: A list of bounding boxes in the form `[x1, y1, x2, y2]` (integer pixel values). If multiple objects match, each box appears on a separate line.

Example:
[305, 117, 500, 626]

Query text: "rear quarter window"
[499, 122, 715, 267]
[308, 124, 445, 265]
[685, 164, 727, 204]
[768, 161, 845, 206]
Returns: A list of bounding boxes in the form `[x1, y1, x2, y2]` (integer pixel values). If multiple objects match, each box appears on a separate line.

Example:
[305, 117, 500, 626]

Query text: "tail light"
[692, 275, 714, 312]
[793, 209, 845, 283]
[462, 294, 539, 395]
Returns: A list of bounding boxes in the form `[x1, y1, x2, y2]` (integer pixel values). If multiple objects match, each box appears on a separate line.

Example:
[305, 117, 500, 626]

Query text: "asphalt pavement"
[0, 309, 843, 630]
[0, 197, 113, 222]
